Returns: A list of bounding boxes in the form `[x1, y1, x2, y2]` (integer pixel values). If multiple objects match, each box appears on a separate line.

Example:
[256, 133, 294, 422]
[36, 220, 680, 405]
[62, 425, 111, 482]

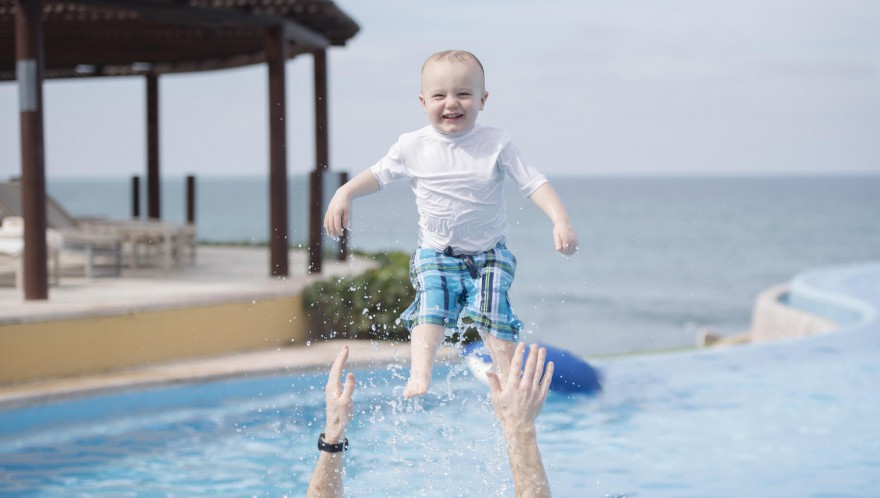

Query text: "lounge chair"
[78, 217, 196, 270]
[0, 182, 123, 277]
[0, 181, 195, 272]
[0, 216, 62, 288]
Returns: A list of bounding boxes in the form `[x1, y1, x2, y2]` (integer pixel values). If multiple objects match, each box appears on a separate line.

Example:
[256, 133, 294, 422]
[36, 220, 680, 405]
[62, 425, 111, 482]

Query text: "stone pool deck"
[0, 246, 456, 407]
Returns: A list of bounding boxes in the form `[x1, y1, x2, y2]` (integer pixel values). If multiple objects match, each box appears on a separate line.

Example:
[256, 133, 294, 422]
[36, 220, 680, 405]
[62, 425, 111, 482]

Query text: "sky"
[1, 0, 879, 179]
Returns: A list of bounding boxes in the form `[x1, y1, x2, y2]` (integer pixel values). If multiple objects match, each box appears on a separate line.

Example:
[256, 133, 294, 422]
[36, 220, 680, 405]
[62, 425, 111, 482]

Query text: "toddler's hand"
[324, 190, 351, 239]
[553, 221, 578, 256]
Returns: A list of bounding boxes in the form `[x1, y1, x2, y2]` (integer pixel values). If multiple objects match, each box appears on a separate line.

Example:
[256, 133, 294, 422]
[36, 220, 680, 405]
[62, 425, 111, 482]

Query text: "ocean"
[47, 175, 880, 358]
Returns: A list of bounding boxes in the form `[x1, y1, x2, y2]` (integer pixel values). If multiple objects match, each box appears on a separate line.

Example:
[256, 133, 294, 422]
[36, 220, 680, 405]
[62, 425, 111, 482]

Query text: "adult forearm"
[305, 453, 344, 498]
[504, 426, 552, 498]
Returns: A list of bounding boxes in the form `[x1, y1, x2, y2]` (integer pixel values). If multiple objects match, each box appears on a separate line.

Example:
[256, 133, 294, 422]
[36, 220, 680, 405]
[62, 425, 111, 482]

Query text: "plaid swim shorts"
[399, 242, 523, 342]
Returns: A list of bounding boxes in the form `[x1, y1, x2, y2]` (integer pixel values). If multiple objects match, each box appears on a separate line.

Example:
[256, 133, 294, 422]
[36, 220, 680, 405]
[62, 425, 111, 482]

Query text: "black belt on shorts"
[443, 246, 480, 279]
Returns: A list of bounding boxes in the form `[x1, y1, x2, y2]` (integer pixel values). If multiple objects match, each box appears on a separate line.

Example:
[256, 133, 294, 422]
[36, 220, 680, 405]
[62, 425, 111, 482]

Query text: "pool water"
[2, 263, 879, 497]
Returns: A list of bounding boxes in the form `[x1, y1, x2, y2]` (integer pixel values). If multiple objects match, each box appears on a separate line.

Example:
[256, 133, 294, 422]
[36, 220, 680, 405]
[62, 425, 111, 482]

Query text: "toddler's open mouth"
[443, 113, 463, 120]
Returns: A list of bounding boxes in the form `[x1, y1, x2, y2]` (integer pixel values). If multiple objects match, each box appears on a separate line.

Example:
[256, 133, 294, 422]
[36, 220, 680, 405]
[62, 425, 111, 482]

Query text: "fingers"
[341, 210, 350, 235]
[520, 344, 539, 388]
[323, 200, 349, 238]
[342, 372, 356, 400]
[486, 371, 501, 396]
[560, 237, 577, 256]
[566, 236, 579, 256]
[323, 210, 334, 237]
[507, 342, 527, 387]
[555, 231, 578, 256]
[540, 360, 554, 398]
[327, 346, 349, 393]
[532, 347, 547, 391]
[327, 211, 342, 238]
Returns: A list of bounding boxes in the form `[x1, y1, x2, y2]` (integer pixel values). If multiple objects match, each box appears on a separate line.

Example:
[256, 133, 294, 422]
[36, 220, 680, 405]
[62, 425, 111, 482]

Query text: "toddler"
[325, 50, 578, 398]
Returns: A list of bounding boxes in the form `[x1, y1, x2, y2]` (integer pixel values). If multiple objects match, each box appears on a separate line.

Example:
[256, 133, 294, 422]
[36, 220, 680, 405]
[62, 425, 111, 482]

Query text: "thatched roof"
[0, 0, 359, 80]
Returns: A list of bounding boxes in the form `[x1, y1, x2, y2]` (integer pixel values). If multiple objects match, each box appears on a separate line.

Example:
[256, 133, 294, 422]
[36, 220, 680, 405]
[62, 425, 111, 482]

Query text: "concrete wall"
[750, 284, 837, 343]
[0, 295, 306, 385]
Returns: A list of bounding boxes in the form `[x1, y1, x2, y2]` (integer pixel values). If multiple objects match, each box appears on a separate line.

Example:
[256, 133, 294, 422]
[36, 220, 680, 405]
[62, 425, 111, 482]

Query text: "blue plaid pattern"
[399, 243, 523, 341]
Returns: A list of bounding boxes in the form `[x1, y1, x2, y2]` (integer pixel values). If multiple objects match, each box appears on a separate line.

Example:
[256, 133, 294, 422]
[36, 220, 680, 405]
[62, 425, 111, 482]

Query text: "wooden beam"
[66, 0, 330, 47]
[308, 49, 329, 273]
[16, 0, 48, 300]
[265, 26, 288, 277]
[282, 20, 330, 48]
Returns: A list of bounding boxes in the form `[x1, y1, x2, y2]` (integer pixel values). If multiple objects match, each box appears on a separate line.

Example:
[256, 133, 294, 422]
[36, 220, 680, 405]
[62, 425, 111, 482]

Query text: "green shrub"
[303, 251, 414, 341]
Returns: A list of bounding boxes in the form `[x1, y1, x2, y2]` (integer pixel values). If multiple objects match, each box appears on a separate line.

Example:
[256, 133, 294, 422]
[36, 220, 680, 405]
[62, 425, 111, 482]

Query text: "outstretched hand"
[324, 346, 356, 441]
[486, 342, 554, 432]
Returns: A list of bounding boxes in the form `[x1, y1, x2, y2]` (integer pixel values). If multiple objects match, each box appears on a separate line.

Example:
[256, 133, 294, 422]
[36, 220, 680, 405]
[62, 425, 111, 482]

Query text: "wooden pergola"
[0, 0, 358, 300]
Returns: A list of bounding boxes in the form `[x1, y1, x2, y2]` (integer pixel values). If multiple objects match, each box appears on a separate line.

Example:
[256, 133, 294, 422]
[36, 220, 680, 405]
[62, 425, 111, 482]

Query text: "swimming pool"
[2, 263, 879, 497]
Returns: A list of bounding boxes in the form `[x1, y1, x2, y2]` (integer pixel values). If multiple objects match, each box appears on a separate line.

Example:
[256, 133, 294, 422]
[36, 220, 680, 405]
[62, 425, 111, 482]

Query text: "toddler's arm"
[324, 169, 381, 238]
[528, 183, 578, 256]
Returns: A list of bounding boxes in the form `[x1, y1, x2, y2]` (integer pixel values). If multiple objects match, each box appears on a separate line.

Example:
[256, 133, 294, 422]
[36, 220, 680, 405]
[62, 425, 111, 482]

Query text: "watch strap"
[318, 433, 349, 453]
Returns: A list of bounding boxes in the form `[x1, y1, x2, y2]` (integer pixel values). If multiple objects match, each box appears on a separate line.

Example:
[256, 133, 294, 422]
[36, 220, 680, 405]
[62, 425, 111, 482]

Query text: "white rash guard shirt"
[370, 124, 548, 254]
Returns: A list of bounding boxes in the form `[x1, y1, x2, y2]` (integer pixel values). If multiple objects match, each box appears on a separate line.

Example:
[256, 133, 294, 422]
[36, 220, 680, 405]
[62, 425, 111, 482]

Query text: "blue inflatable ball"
[463, 341, 601, 394]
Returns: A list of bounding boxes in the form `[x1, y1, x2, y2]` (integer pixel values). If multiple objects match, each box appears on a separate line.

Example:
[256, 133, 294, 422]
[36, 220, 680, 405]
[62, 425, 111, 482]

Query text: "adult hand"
[486, 342, 554, 432]
[486, 342, 555, 498]
[323, 345, 356, 442]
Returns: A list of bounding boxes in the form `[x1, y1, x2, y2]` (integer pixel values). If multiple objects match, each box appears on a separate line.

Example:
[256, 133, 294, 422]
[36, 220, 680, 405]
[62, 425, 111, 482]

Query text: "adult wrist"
[322, 426, 346, 443]
[502, 422, 537, 440]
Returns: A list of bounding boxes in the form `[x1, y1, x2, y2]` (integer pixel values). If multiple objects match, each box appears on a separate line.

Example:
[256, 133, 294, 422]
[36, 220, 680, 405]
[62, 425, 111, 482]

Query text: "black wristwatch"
[318, 433, 349, 453]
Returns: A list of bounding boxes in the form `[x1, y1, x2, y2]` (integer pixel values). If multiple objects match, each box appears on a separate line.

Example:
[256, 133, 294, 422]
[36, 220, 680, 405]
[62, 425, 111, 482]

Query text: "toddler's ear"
[418, 93, 427, 110]
[480, 90, 489, 110]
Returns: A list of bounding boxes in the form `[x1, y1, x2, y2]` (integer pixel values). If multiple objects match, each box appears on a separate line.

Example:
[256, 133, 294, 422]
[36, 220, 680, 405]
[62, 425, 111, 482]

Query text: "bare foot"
[403, 372, 431, 399]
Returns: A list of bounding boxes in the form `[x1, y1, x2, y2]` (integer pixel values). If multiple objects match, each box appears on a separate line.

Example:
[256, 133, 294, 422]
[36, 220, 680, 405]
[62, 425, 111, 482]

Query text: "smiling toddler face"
[419, 53, 488, 135]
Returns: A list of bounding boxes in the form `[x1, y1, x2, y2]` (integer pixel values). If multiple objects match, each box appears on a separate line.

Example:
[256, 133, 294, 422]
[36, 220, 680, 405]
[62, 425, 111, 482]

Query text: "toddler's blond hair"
[421, 50, 485, 88]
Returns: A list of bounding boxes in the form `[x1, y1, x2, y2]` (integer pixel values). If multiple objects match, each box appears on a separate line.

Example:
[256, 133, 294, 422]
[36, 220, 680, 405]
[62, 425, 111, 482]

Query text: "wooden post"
[308, 170, 322, 273]
[146, 72, 160, 220]
[16, 0, 48, 300]
[131, 175, 141, 219]
[265, 26, 289, 277]
[308, 49, 329, 274]
[314, 50, 329, 172]
[186, 175, 196, 224]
